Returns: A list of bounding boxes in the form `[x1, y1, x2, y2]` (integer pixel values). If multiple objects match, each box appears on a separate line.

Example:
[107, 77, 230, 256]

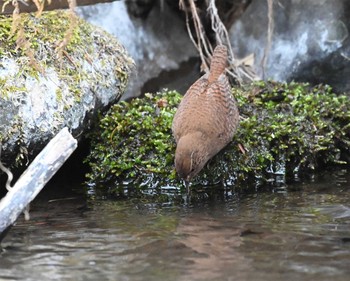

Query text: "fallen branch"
[1, 0, 118, 15]
[0, 127, 77, 239]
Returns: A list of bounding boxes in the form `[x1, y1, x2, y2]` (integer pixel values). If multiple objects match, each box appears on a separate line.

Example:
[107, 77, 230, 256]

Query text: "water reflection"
[1, 170, 350, 281]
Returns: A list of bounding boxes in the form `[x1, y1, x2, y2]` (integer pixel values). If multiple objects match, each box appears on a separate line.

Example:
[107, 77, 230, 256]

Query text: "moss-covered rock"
[85, 91, 180, 188]
[0, 11, 134, 164]
[85, 82, 350, 190]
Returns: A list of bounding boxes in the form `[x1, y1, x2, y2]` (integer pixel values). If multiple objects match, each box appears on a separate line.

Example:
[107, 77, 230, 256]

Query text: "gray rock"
[0, 11, 134, 164]
[78, 1, 198, 100]
[230, 0, 350, 92]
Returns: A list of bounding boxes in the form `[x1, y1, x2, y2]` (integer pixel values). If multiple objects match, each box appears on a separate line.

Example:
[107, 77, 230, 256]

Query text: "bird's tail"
[208, 45, 228, 83]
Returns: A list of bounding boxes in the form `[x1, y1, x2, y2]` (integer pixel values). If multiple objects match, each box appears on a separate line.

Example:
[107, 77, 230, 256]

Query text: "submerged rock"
[0, 11, 134, 165]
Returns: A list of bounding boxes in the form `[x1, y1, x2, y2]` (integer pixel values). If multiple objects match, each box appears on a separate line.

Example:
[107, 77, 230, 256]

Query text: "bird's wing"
[205, 74, 239, 139]
[172, 75, 208, 140]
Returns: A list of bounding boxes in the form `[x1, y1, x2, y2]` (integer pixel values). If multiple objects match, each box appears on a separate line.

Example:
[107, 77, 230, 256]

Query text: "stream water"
[1, 169, 350, 281]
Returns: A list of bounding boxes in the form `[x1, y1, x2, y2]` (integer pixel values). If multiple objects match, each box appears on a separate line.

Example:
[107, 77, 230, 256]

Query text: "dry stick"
[208, 0, 259, 83]
[0, 127, 78, 236]
[182, 4, 206, 67]
[261, 0, 274, 79]
[184, 9, 209, 72]
[179, 0, 211, 72]
[31, 0, 45, 16]
[208, 0, 240, 81]
[179, 0, 257, 83]
[189, 0, 212, 65]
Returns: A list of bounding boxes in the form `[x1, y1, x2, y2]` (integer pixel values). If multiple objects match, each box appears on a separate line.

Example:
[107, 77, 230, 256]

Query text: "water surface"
[1, 170, 350, 281]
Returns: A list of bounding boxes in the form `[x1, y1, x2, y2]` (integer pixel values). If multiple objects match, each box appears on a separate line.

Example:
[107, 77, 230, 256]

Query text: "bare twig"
[179, 0, 212, 72]
[261, 0, 274, 79]
[0, 128, 78, 235]
[179, 0, 259, 84]
[32, 0, 46, 17]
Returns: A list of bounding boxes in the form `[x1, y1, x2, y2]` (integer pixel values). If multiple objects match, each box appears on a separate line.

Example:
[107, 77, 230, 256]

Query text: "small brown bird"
[172, 45, 239, 184]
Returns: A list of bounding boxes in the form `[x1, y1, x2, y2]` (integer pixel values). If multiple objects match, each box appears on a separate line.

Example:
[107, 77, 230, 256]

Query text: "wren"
[172, 45, 239, 184]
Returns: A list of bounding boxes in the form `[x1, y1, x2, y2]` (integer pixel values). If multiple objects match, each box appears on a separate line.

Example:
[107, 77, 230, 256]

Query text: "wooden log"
[0, 0, 118, 15]
[0, 127, 77, 237]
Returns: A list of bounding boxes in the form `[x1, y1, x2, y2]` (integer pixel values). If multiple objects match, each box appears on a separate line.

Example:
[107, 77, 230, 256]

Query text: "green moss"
[0, 11, 131, 100]
[86, 91, 181, 187]
[232, 82, 350, 181]
[86, 82, 350, 190]
[0, 18, 16, 56]
[0, 11, 133, 165]
[0, 77, 26, 98]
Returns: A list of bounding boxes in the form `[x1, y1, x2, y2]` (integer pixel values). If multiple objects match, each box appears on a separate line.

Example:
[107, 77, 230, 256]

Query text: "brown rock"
[172, 45, 239, 182]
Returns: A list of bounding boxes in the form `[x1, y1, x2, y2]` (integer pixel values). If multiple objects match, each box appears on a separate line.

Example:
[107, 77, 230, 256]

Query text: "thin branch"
[179, 0, 259, 84]
[261, 0, 274, 79]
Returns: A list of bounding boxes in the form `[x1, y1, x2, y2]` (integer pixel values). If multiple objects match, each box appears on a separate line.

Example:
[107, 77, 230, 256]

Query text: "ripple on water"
[1, 170, 350, 281]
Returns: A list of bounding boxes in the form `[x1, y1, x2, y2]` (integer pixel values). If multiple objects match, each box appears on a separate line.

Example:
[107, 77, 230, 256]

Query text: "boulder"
[229, 0, 350, 92]
[85, 83, 350, 189]
[0, 11, 134, 165]
[78, 1, 199, 100]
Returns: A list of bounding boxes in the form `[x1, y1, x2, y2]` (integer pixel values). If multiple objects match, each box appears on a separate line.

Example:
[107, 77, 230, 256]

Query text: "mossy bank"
[0, 11, 134, 164]
[86, 82, 350, 191]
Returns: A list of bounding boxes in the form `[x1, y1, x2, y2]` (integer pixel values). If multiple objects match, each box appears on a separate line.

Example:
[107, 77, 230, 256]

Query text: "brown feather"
[172, 45, 239, 182]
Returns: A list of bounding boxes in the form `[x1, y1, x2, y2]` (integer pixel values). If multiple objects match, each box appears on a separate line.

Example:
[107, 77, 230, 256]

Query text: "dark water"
[1, 170, 350, 281]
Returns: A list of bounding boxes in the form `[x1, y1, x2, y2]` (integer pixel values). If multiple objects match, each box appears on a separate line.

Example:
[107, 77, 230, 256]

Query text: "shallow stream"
[1, 170, 350, 281]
